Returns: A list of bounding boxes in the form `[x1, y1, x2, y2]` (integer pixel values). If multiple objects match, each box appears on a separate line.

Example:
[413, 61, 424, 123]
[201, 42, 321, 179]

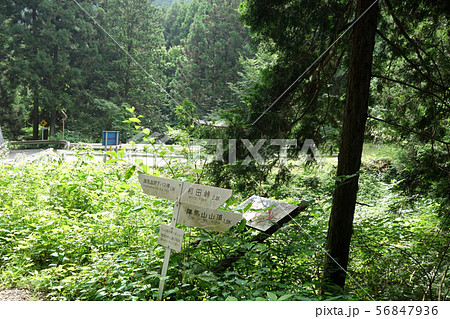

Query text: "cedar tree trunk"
[322, 0, 379, 292]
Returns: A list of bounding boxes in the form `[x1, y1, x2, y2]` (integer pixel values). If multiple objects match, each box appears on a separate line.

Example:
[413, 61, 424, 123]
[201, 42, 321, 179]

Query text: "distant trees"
[0, 0, 169, 141]
[166, 0, 252, 117]
[0, 1, 28, 138]
[0, 0, 252, 141]
[71, 0, 168, 141]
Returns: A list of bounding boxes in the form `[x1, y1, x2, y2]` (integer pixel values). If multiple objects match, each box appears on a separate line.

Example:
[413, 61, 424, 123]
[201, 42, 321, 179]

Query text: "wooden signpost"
[138, 174, 240, 300]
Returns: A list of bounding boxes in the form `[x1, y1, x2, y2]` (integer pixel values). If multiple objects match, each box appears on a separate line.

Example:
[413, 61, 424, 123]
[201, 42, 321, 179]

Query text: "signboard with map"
[240, 195, 300, 234]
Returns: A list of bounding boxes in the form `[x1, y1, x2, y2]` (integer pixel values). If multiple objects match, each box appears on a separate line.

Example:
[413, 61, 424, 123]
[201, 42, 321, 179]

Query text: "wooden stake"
[157, 184, 184, 301]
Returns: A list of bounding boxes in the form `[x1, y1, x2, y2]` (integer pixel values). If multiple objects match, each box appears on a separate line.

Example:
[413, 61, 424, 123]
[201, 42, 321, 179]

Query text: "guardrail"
[9, 140, 70, 149]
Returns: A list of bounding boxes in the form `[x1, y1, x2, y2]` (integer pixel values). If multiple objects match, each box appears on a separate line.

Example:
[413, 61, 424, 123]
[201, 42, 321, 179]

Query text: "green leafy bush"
[1, 147, 448, 301]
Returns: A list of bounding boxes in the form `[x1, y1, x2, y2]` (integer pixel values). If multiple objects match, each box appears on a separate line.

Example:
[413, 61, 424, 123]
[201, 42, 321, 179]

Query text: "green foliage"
[58, 250, 161, 300]
[367, 0, 450, 218]
[236, 0, 349, 139]
[1, 0, 256, 141]
[386, 143, 450, 219]
[1, 0, 450, 302]
[351, 172, 449, 300]
[164, 0, 253, 117]
[0, 146, 449, 301]
[0, 152, 170, 299]
[1, 0, 169, 141]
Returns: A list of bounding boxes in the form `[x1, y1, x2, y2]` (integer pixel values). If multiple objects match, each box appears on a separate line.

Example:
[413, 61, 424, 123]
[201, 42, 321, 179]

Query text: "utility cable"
[72, 0, 181, 109]
[248, 175, 375, 301]
[251, 0, 381, 126]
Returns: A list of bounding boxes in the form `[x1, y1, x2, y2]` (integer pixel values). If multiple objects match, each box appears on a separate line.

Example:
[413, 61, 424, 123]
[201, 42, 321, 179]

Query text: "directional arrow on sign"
[178, 204, 242, 233]
[138, 174, 182, 201]
[180, 182, 232, 209]
[138, 174, 232, 209]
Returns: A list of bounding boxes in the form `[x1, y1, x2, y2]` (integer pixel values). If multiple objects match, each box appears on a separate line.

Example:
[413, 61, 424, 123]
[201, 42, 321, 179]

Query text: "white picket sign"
[138, 174, 237, 300]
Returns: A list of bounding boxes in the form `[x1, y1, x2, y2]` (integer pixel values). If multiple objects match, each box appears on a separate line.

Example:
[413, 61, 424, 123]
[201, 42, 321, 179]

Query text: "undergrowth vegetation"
[0, 145, 448, 300]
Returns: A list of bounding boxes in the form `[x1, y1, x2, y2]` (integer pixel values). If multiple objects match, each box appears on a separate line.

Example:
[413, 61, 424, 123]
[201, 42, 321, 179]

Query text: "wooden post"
[157, 183, 184, 301]
[61, 111, 67, 141]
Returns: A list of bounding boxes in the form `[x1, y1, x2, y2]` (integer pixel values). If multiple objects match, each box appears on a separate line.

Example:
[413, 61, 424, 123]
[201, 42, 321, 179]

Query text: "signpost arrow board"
[138, 174, 182, 201]
[138, 175, 231, 209]
[178, 204, 242, 233]
[138, 173, 235, 300]
[180, 182, 232, 209]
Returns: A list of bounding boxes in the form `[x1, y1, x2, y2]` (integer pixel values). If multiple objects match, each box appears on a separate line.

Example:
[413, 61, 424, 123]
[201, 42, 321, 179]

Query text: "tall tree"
[0, 1, 28, 138]
[322, 0, 379, 291]
[163, 0, 198, 48]
[81, 0, 168, 139]
[4, 0, 84, 139]
[171, 0, 252, 117]
[38, 0, 80, 137]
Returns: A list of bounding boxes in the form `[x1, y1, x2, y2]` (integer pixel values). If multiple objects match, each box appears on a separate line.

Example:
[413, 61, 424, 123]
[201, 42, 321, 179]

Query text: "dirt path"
[0, 288, 45, 301]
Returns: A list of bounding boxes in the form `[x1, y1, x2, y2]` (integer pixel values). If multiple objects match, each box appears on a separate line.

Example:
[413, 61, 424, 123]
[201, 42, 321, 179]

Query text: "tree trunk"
[32, 89, 39, 140]
[32, 5, 39, 140]
[50, 108, 56, 137]
[322, 0, 379, 292]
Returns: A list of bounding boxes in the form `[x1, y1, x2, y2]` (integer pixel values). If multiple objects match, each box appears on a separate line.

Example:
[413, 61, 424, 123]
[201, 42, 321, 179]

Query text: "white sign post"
[157, 196, 183, 301]
[178, 204, 242, 233]
[138, 174, 239, 300]
[158, 224, 184, 252]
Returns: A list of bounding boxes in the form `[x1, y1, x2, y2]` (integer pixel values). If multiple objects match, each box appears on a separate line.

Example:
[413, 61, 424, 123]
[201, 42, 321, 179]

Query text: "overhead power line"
[72, 0, 181, 108]
[251, 0, 381, 126]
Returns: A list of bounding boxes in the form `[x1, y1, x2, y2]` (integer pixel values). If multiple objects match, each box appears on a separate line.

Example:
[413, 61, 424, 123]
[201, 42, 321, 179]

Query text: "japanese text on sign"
[157, 224, 184, 252]
[180, 183, 231, 209]
[138, 174, 182, 201]
[178, 204, 242, 232]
